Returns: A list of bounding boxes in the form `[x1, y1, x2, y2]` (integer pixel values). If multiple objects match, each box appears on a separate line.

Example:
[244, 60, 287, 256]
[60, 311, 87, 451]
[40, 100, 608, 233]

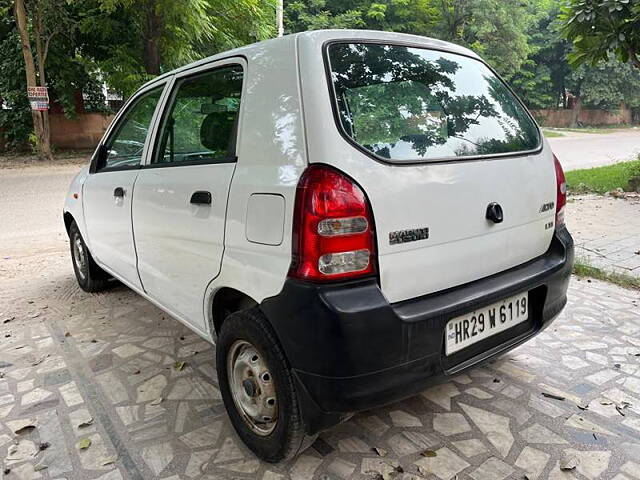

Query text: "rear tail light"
[289, 165, 376, 282]
[553, 154, 567, 229]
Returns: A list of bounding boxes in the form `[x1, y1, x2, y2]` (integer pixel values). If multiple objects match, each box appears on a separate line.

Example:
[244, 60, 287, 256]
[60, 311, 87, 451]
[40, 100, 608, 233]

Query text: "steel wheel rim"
[227, 340, 278, 436]
[72, 235, 87, 281]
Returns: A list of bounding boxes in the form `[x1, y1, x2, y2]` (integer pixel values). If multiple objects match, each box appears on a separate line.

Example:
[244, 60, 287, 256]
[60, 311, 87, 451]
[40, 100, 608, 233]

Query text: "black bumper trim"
[260, 228, 574, 434]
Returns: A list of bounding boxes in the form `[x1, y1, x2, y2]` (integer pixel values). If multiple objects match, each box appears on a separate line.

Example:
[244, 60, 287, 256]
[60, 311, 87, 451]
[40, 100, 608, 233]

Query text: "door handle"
[114, 187, 125, 198]
[190, 191, 212, 205]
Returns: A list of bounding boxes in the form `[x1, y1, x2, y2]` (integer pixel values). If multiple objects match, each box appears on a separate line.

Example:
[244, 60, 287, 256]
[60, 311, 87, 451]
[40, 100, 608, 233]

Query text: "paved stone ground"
[2, 164, 640, 480]
[566, 195, 640, 279]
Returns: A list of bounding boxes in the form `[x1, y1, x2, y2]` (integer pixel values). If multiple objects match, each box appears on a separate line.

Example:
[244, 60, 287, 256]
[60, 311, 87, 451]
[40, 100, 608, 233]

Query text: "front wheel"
[216, 308, 316, 462]
[69, 220, 110, 292]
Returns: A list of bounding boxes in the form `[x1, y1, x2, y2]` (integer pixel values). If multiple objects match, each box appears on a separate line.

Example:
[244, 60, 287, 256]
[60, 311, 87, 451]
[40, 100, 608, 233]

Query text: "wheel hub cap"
[72, 236, 87, 280]
[227, 340, 278, 436]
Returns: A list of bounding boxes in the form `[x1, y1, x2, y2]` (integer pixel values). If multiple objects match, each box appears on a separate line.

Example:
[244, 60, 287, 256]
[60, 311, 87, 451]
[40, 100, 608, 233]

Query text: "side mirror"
[90, 144, 107, 173]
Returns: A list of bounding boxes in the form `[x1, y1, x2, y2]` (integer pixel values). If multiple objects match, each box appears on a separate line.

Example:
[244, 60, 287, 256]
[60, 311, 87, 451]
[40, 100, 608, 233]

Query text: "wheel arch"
[210, 287, 258, 335]
[63, 211, 75, 235]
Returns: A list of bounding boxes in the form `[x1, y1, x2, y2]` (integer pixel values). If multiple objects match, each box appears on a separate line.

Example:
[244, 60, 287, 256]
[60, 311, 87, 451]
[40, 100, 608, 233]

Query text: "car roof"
[141, 29, 479, 90]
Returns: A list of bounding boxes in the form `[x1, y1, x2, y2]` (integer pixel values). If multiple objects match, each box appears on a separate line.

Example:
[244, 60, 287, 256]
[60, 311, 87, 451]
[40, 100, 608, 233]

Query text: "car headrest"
[200, 112, 236, 152]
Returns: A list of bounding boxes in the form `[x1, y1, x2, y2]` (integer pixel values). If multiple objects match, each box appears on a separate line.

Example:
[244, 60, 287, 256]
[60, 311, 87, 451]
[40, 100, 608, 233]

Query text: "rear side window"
[153, 65, 243, 165]
[326, 43, 540, 162]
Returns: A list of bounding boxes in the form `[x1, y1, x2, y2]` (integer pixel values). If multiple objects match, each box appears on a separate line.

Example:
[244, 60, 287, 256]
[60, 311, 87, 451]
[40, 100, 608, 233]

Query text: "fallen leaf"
[2, 316, 14, 324]
[173, 361, 186, 371]
[33, 464, 47, 472]
[599, 400, 613, 406]
[78, 418, 94, 428]
[542, 392, 565, 401]
[64, 332, 71, 337]
[421, 449, 437, 458]
[78, 438, 92, 450]
[11, 418, 38, 434]
[150, 397, 163, 406]
[577, 403, 589, 411]
[101, 456, 118, 466]
[560, 452, 579, 471]
[31, 354, 49, 366]
[373, 447, 387, 457]
[616, 402, 631, 416]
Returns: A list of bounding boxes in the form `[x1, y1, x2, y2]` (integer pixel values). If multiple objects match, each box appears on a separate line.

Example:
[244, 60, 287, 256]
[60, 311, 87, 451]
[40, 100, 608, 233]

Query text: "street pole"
[277, 0, 284, 37]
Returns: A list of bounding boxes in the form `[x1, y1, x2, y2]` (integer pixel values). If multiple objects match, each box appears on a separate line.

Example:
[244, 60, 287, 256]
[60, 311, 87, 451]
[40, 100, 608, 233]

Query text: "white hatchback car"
[64, 30, 574, 462]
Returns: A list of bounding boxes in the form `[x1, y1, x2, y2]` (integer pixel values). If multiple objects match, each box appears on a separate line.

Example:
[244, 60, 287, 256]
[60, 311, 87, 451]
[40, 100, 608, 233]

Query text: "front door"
[132, 62, 244, 331]
[83, 84, 165, 289]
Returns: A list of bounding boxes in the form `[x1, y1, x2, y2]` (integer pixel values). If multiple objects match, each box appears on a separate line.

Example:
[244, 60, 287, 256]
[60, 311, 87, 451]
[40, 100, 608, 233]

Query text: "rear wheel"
[69, 220, 110, 292]
[216, 307, 316, 462]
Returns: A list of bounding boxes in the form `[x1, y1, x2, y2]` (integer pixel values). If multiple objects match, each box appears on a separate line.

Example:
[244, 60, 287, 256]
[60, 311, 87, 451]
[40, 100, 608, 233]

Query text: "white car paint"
[64, 29, 556, 341]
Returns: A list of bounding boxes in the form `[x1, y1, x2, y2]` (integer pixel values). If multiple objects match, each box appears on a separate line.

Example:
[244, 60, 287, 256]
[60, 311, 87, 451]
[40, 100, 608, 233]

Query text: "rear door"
[132, 60, 244, 331]
[301, 37, 557, 304]
[83, 84, 166, 288]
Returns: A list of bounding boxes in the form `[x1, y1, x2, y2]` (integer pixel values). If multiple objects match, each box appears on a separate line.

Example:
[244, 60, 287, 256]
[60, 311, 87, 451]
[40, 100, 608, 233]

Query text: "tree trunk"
[569, 96, 582, 128]
[33, 8, 52, 157]
[14, 0, 53, 161]
[143, 1, 162, 75]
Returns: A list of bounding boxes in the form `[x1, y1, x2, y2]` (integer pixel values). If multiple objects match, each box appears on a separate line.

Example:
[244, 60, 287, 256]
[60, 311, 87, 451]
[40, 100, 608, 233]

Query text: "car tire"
[216, 307, 316, 463]
[69, 220, 110, 292]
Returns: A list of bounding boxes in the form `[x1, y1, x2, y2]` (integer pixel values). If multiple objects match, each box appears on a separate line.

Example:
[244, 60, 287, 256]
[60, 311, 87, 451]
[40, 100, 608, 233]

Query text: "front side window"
[153, 65, 243, 165]
[101, 86, 164, 170]
[327, 43, 540, 162]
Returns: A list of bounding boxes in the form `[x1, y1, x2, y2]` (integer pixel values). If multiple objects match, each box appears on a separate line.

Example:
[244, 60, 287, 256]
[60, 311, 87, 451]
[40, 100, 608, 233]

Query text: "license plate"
[445, 292, 529, 355]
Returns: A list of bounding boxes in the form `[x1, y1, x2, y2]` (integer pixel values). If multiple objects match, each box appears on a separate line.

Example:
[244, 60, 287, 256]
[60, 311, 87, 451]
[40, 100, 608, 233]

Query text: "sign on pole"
[27, 86, 49, 111]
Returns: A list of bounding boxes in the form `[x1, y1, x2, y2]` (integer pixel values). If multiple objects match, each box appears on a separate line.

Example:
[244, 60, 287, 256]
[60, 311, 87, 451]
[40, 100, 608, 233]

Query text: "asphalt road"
[547, 129, 640, 171]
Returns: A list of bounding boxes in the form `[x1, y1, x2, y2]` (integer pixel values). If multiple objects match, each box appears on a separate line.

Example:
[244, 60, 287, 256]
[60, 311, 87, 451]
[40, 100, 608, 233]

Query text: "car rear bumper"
[260, 227, 574, 434]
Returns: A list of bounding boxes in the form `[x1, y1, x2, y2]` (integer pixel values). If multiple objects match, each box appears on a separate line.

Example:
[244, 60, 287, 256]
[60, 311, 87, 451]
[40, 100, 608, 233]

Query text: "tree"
[284, 0, 535, 80]
[510, 0, 573, 109]
[80, 0, 276, 96]
[433, 0, 536, 80]
[561, 0, 640, 69]
[13, 0, 68, 160]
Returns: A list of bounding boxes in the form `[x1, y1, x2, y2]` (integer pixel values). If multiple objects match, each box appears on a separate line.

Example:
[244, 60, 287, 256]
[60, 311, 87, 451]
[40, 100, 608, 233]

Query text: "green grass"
[542, 130, 565, 138]
[565, 159, 640, 194]
[573, 259, 640, 290]
[552, 124, 637, 134]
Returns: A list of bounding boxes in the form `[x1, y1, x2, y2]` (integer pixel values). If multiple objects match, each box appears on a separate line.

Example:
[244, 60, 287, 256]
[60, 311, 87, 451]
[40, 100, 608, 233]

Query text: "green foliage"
[79, 0, 276, 96]
[510, 1, 572, 109]
[565, 159, 640, 193]
[0, 18, 32, 148]
[561, 0, 640, 69]
[570, 59, 640, 108]
[440, 0, 535, 80]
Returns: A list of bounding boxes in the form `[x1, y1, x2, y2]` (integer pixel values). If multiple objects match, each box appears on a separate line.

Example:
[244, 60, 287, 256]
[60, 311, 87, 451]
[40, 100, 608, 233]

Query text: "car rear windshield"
[326, 43, 540, 162]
